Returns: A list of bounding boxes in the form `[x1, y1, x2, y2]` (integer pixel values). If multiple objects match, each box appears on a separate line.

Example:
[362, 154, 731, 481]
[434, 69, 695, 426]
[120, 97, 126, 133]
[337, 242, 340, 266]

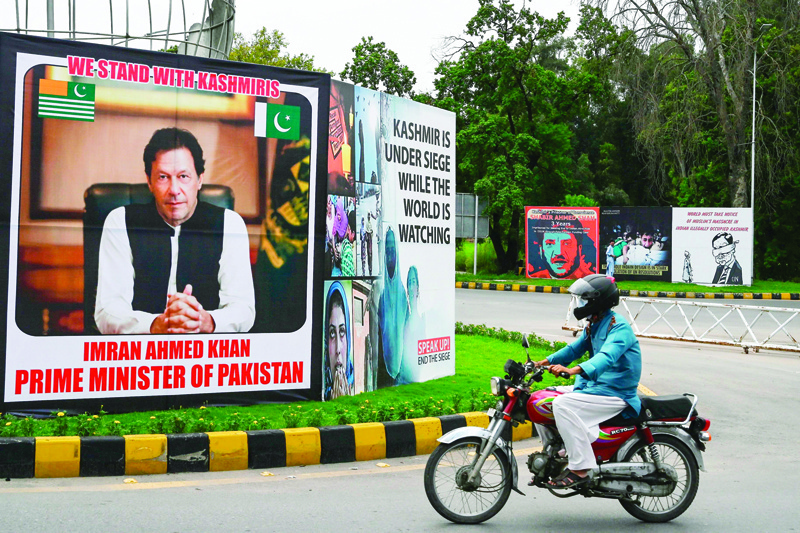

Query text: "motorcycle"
[424, 335, 711, 524]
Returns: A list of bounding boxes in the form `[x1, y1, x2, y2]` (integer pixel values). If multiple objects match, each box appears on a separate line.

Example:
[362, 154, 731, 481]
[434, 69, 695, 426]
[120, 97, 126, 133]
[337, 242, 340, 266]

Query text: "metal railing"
[563, 296, 800, 354]
[1, 0, 236, 59]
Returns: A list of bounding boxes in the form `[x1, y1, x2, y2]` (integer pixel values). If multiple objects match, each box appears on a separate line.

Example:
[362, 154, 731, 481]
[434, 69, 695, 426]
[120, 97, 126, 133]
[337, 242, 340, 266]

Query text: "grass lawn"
[0, 333, 571, 438]
[456, 272, 800, 294]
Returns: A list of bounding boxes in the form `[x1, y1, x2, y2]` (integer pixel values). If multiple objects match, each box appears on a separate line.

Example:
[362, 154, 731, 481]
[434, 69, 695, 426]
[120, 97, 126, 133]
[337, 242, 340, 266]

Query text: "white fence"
[563, 296, 800, 354]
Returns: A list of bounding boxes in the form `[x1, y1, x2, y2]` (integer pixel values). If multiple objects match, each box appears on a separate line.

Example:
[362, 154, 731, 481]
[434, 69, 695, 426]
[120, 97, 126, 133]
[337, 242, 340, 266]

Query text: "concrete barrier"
[0, 414, 535, 479]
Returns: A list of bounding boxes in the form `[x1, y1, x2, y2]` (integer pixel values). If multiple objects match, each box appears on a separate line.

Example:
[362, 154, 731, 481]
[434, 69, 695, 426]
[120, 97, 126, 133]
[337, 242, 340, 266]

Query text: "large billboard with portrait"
[599, 207, 672, 281]
[0, 33, 329, 412]
[525, 207, 599, 280]
[322, 81, 456, 400]
[671, 208, 753, 286]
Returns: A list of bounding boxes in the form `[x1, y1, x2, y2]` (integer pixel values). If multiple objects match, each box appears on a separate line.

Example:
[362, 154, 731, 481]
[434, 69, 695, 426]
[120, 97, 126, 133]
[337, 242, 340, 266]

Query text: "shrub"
[282, 406, 302, 429]
[51, 412, 69, 437]
[17, 417, 35, 437]
[334, 406, 354, 425]
[304, 408, 325, 428]
[457, 239, 500, 274]
[455, 322, 567, 351]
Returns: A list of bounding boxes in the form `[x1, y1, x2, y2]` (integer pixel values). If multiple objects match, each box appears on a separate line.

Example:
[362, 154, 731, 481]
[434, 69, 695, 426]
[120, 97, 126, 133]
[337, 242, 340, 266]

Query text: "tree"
[229, 28, 330, 73]
[340, 37, 417, 97]
[434, 0, 604, 272]
[586, 0, 798, 208]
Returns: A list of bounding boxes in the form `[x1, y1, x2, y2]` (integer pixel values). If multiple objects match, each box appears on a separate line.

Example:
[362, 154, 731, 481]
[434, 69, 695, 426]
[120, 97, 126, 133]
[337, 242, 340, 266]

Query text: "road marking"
[638, 384, 657, 396]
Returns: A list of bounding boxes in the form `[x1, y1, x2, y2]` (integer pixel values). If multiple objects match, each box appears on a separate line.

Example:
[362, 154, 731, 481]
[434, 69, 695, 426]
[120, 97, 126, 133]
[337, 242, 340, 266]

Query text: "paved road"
[458, 289, 800, 351]
[1, 291, 799, 532]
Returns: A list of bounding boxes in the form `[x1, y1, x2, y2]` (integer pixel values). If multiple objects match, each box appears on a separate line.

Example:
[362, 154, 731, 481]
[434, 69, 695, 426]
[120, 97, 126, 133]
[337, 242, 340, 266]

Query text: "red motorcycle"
[424, 336, 711, 524]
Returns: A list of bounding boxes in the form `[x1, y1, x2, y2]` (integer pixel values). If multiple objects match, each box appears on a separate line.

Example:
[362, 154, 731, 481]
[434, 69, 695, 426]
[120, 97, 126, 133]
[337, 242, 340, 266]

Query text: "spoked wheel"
[620, 434, 700, 523]
[424, 437, 512, 524]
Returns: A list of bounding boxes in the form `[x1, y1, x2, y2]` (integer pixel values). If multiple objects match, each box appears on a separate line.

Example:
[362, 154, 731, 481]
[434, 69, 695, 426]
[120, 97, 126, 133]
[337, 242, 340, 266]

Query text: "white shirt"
[95, 206, 256, 334]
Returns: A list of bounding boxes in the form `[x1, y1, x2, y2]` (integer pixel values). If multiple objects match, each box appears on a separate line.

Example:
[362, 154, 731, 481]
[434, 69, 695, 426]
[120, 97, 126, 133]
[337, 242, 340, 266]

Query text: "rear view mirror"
[521, 335, 530, 349]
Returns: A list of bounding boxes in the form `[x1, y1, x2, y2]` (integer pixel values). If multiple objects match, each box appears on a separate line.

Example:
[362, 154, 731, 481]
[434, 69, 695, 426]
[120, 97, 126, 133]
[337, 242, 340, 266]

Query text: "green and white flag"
[254, 102, 301, 140]
[38, 80, 96, 122]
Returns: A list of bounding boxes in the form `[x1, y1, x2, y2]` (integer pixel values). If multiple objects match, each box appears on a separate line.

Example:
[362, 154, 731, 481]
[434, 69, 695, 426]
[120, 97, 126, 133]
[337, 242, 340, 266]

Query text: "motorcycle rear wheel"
[619, 434, 699, 523]
[424, 437, 512, 524]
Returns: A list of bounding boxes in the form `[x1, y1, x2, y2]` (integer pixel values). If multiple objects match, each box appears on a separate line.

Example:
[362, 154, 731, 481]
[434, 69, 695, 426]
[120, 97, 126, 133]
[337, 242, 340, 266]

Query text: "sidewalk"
[456, 281, 800, 300]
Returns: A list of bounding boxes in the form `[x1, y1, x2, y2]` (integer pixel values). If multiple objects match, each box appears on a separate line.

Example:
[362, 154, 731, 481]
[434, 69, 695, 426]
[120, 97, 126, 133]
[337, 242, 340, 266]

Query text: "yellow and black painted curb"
[455, 281, 800, 301]
[0, 412, 534, 479]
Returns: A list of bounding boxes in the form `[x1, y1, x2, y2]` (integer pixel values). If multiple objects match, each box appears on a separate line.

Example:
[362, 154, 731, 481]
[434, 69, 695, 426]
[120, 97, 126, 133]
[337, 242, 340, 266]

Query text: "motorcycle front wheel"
[619, 434, 700, 523]
[424, 437, 512, 524]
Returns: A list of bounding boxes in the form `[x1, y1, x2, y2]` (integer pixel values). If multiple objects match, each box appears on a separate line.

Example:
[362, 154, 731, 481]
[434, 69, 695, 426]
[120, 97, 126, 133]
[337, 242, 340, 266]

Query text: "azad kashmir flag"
[38, 79, 96, 121]
[254, 102, 300, 140]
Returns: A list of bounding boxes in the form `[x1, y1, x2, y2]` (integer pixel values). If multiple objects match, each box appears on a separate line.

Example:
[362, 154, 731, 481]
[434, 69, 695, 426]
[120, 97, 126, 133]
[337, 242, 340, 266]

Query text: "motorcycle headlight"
[490, 377, 501, 396]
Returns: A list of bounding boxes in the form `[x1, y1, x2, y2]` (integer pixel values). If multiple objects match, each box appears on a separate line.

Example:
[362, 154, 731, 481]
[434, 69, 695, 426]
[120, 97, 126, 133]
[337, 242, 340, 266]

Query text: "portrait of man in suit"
[711, 232, 743, 285]
[94, 127, 255, 334]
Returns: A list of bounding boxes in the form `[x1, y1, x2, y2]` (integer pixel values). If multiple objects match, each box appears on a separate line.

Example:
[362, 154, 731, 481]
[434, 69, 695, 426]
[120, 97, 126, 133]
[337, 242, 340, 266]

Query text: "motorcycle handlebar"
[533, 364, 572, 380]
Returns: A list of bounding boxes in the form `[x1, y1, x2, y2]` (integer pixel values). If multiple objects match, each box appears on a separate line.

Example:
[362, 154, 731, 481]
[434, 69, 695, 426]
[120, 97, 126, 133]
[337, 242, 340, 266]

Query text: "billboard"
[599, 207, 672, 281]
[671, 208, 753, 286]
[1, 33, 329, 411]
[525, 207, 599, 279]
[0, 34, 455, 413]
[322, 81, 456, 399]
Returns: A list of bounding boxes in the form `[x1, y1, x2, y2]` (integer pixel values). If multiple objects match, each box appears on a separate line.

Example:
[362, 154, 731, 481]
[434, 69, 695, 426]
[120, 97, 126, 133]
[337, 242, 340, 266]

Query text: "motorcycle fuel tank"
[526, 389, 559, 424]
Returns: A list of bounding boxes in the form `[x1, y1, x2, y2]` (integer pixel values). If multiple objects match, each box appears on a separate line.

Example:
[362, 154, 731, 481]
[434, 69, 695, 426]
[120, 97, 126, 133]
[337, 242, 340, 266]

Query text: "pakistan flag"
[254, 102, 301, 140]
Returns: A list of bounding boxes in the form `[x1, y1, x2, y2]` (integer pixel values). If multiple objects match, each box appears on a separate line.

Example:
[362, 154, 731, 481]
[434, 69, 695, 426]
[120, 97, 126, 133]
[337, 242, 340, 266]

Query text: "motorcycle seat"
[602, 394, 696, 426]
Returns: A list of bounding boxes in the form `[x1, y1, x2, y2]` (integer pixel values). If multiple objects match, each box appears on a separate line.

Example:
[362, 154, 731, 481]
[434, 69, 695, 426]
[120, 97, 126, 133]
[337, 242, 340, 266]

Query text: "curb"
[0, 412, 534, 479]
[455, 282, 800, 300]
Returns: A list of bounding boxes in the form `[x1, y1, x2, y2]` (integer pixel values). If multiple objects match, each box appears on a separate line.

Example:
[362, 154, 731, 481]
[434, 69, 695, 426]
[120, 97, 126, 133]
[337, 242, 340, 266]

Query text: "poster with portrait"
[525, 207, 599, 279]
[0, 33, 329, 412]
[322, 81, 456, 400]
[327, 80, 354, 197]
[671, 208, 753, 286]
[599, 207, 672, 281]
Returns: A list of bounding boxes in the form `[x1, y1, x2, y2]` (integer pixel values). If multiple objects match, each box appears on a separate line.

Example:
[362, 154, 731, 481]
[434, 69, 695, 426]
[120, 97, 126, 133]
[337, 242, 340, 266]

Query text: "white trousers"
[551, 391, 627, 471]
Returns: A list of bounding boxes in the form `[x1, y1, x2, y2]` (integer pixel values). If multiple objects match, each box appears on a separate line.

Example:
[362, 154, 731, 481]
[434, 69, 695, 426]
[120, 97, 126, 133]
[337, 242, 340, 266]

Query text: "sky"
[235, 1, 582, 93]
[0, 0, 582, 94]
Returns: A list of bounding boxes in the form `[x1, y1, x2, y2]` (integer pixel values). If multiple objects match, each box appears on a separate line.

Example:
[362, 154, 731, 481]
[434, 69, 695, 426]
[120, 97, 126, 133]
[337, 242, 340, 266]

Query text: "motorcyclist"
[534, 274, 642, 488]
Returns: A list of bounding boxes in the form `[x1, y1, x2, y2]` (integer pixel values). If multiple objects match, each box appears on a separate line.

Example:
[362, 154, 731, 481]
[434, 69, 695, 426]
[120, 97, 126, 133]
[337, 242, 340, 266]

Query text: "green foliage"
[432, 1, 608, 273]
[456, 239, 501, 273]
[303, 409, 325, 428]
[229, 28, 329, 73]
[282, 406, 303, 428]
[51, 412, 69, 437]
[455, 322, 568, 352]
[340, 37, 416, 97]
[563, 194, 598, 207]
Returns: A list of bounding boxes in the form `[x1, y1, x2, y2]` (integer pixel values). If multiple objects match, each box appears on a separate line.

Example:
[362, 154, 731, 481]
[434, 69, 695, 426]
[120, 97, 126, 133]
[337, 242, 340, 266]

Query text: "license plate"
[487, 408, 496, 417]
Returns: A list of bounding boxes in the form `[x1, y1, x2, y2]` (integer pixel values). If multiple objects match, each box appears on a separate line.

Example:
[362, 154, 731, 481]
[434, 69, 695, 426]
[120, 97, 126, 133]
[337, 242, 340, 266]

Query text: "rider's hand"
[534, 359, 550, 368]
[548, 364, 582, 377]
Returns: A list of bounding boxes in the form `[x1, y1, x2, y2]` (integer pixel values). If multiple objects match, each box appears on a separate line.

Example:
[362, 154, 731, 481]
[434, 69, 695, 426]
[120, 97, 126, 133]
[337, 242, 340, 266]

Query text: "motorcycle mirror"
[521, 335, 532, 364]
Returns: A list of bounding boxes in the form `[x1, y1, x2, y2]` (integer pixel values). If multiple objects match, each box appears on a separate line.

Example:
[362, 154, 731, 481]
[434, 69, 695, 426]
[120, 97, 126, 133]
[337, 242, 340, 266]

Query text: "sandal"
[547, 471, 590, 488]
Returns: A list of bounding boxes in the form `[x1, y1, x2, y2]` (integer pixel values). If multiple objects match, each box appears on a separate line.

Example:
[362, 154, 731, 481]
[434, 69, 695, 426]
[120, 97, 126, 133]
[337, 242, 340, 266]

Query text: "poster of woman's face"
[323, 280, 354, 401]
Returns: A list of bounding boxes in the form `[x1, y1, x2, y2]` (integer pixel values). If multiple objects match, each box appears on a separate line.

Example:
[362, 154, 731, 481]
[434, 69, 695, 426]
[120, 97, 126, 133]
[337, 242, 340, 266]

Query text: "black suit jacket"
[712, 260, 743, 284]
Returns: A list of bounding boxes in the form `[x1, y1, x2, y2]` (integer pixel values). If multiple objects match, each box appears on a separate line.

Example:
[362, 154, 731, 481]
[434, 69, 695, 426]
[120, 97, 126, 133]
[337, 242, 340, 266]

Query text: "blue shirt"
[548, 310, 642, 417]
